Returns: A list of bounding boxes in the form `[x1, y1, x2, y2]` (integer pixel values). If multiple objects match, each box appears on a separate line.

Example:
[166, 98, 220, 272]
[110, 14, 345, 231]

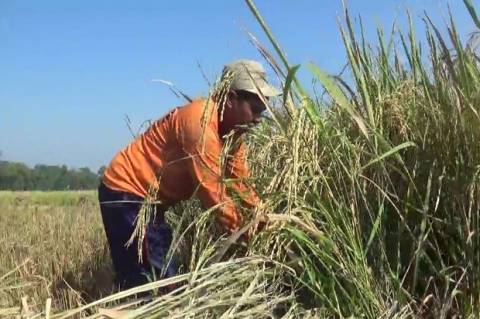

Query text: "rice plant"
[240, 0, 480, 316]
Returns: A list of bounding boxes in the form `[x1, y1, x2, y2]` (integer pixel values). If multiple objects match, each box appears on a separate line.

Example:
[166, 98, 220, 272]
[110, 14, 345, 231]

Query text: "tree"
[0, 160, 101, 190]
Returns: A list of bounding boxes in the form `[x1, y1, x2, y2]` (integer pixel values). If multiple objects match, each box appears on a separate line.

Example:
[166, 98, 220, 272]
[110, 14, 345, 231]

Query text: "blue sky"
[1, 0, 478, 171]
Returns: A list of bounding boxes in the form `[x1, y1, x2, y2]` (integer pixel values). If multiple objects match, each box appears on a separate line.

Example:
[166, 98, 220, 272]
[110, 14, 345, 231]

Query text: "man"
[98, 59, 280, 290]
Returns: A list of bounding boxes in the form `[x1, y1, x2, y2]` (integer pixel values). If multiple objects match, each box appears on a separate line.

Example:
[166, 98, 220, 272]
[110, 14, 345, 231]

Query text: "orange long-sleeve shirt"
[102, 98, 260, 233]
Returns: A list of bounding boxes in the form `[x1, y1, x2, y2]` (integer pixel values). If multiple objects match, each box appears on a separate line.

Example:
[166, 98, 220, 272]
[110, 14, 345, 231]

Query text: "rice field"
[0, 191, 113, 316]
[2, 0, 480, 317]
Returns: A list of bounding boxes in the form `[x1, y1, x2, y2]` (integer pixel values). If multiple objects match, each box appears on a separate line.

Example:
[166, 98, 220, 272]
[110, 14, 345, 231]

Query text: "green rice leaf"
[360, 141, 416, 171]
[283, 64, 301, 107]
[364, 203, 385, 256]
[464, 0, 480, 30]
[307, 62, 369, 139]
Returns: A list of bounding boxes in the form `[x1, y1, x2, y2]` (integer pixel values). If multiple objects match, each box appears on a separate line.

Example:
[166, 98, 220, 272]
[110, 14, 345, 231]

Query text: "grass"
[2, 0, 480, 317]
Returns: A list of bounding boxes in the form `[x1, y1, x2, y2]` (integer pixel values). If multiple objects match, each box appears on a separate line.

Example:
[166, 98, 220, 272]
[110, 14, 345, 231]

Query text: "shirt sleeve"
[225, 140, 260, 208]
[176, 109, 243, 233]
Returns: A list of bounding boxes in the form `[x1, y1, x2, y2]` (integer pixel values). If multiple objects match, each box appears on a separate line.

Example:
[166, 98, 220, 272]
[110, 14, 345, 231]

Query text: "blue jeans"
[98, 183, 177, 290]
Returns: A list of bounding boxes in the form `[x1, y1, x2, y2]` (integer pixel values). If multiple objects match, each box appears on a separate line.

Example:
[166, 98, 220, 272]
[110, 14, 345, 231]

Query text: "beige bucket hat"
[222, 59, 281, 97]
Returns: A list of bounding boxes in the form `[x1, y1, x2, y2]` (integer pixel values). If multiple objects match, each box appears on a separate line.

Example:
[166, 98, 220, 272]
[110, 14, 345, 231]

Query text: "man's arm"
[177, 112, 243, 233]
[225, 140, 260, 209]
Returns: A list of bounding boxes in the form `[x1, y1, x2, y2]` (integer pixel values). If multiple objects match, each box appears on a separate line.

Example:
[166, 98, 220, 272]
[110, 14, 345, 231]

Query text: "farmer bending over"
[98, 60, 280, 290]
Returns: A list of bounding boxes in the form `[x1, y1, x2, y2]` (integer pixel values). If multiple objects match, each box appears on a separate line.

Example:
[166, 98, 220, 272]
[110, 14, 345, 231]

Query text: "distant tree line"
[0, 160, 107, 191]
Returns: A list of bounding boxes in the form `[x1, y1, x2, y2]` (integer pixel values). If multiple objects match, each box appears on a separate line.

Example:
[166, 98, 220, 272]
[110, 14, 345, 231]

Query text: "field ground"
[0, 191, 114, 313]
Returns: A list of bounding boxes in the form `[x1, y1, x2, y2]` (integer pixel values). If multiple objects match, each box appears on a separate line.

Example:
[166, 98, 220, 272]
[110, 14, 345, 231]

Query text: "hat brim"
[245, 84, 282, 98]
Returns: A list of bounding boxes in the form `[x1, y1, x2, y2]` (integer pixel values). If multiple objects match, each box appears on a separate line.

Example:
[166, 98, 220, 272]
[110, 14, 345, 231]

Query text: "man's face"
[222, 90, 267, 136]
